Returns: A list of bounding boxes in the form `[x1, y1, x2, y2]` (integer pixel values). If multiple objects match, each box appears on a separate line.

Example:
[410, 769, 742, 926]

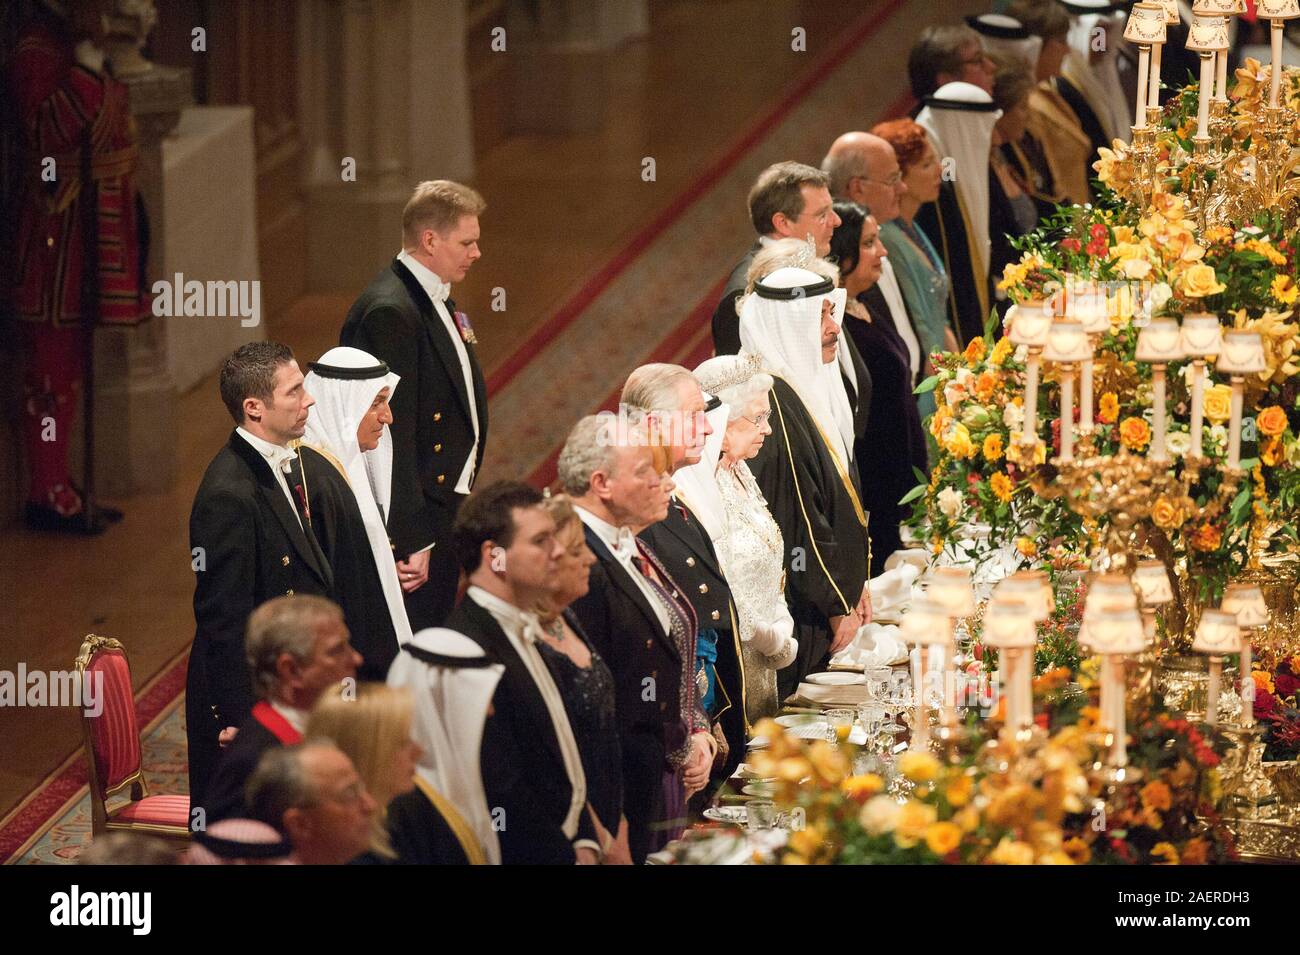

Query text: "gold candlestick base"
[1220, 724, 1281, 819]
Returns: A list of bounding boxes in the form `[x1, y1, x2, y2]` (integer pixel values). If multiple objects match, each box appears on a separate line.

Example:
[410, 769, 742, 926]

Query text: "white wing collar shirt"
[575, 505, 671, 634]
[465, 585, 597, 854]
[236, 426, 302, 530]
[396, 248, 480, 495]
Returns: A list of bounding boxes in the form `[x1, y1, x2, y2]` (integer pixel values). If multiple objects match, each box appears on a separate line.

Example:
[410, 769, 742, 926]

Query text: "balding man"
[821, 133, 924, 395]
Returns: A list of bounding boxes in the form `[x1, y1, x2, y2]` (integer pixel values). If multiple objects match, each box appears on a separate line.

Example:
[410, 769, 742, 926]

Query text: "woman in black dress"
[830, 201, 929, 570]
[536, 493, 629, 864]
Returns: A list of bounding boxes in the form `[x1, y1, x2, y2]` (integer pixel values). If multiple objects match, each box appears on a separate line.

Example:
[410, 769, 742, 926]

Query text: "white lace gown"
[714, 460, 798, 724]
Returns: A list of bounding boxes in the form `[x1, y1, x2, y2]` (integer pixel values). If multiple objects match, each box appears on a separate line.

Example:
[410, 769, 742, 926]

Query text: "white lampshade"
[1070, 280, 1112, 335]
[1018, 569, 1056, 616]
[900, 598, 956, 646]
[982, 598, 1038, 649]
[927, 567, 977, 617]
[993, 576, 1052, 622]
[1009, 301, 1053, 347]
[1127, 2, 1169, 43]
[1133, 559, 1174, 605]
[1081, 605, 1147, 654]
[1043, 320, 1092, 363]
[1193, 608, 1242, 654]
[1186, 14, 1231, 52]
[1216, 330, 1266, 375]
[1135, 318, 1184, 363]
[1084, 574, 1139, 615]
[1180, 313, 1223, 358]
[1192, 0, 1246, 14]
[1153, 0, 1181, 23]
[1258, 0, 1300, 19]
[1221, 583, 1270, 628]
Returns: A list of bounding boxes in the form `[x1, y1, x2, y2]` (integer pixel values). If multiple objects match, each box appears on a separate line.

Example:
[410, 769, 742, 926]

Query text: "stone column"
[90, 65, 190, 497]
[299, 0, 475, 293]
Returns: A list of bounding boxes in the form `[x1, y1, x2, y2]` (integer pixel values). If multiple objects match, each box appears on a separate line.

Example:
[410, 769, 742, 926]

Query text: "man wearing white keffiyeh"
[299, 346, 412, 679]
[739, 267, 874, 698]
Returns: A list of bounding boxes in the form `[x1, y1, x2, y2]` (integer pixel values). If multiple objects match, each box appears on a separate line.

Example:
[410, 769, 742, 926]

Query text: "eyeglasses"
[740, 412, 772, 427]
[856, 171, 903, 188]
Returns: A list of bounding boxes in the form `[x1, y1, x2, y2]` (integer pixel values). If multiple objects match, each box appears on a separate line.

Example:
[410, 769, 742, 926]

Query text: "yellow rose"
[990, 471, 1014, 503]
[841, 773, 884, 802]
[1179, 263, 1226, 299]
[893, 800, 938, 849]
[1016, 537, 1038, 558]
[945, 423, 977, 459]
[1203, 383, 1233, 424]
[1150, 842, 1179, 865]
[1118, 416, 1151, 451]
[924, 821, 964, 857]
[945, 774, 974, 807]
[983, 433, 1004, 462]
[988, 837, 1036, 865]
[1257, 405, 1288, 437]
[897, 751, 941, 784]
[1151, 496, 1185, 530]
[1098, 392, 1119, 425]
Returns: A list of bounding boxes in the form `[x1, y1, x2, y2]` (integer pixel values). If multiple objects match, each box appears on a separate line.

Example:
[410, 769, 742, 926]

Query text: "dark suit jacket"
[339, 259, 488, 560]
[838, 330, 873, 446]
[202, 712, 288, 823]
[567, 527, 690, 863]
[186, 433, 333, 801]
[639, 498, 744, 781]
[446, 596, 595, 864]
[711, 242, 761, 355]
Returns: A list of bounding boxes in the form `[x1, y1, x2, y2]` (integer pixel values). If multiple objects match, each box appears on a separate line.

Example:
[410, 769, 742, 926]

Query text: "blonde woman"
[306, 683, 421, 863]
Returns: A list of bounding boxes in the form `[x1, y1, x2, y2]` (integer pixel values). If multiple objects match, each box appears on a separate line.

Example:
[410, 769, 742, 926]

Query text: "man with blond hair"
[340, 179, 489, 629]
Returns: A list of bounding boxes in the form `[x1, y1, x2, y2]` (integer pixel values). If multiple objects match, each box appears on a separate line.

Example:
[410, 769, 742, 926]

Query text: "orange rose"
[1257, 405, 1288, 437]
[1190, 523, 1223, 551]
[975, 371, 998, 402]
[964, 336, 986, 366]
[1119, 416, 1151, 451]
[1140, 780, 1172, 812]
[1098, 392, 1119, 425]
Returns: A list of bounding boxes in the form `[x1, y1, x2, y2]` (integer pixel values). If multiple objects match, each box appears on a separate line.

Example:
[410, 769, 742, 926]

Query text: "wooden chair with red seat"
[76, 634, 191, 845]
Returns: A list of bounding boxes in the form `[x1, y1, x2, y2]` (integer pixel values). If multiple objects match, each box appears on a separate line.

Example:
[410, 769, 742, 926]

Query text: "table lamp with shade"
[900, 599, 955, 751]
[1081, 604, 1148, 767]
[1180, 313, 1223, 461]
[1135, 318, 1184, 462]
[1185, 14, 1231, 140]
[1257, 0, 1300, 108]
[1221, 583, 1269, 726]
[1126, 3, 1168, 129]
[1043, 320, 1093, 462]
[1193, 608, 1242, 725]
[1009, 301, 1054, 448]
[982, 596, 1038, 735]
[1215, 330, 1267, 471]
[926, 568, 976, 730]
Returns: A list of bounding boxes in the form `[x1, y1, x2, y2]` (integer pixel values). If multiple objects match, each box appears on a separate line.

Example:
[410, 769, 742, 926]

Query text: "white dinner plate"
[805, 671, 867, 686]
[746, 735, 769, 750]
[775, 713, 822, 727]
[703, 805, 748, 825]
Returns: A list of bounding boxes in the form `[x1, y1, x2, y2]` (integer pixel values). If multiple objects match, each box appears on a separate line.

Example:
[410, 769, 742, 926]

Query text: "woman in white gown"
[676, 353, 798, 724]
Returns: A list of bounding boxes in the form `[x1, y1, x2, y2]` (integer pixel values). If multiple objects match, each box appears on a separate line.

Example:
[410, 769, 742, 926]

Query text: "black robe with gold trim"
[385, 778, 484, 865]
[747, 378, 871, 697]
[298, 445, 400, 680]
[914, 180, 990, 347]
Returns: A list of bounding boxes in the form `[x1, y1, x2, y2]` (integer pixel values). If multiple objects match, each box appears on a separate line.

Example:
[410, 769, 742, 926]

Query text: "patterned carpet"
[5, 698, 188, 865]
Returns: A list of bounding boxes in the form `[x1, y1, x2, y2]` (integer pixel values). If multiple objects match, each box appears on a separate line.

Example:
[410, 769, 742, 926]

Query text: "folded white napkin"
[867, 564, 921, 616]
[884, 549, 929, 573]
[831, 622, 908, 668]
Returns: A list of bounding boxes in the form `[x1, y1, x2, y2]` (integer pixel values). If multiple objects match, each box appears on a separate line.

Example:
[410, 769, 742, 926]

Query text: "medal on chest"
[453, 309, 478, 345]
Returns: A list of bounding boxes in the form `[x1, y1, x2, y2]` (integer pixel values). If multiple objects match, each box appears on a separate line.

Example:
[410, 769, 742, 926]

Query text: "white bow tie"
[518, 611, 545, 645]
[265, 446, 296, 474]
[428, 277, 451, 305]
[609, 527, 638, 562]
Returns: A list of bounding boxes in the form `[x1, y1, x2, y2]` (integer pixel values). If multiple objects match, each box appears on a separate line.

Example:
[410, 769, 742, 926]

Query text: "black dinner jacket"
[339, 258, 488, 559]
[639, 498, 744, 777]
[838, 329, 873, 446]
[201, 715, 283, 824]
[445, 596, 594, 865]
[185, 433, 333, 801]
[567, 526, 687, 862]
[710, 241, 761, 356]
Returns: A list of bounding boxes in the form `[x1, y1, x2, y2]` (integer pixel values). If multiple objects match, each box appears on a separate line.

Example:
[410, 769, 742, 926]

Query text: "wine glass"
[857, 703, 885, 755]
[826, 708, 855, 744]
[882, 673, 911, 738]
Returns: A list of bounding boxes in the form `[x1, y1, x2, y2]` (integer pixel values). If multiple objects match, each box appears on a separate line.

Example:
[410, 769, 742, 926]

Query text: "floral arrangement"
[742, 713, 1234, 865]
[1250, 653, 1300, 762]
[909, 58, 1300, 602]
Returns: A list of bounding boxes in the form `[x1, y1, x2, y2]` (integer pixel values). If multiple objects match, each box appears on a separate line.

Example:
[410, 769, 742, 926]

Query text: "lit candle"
[1059, 369, 1075, 462]
[1190, 361, 1206, 459]
[1135, 45, 1151, 128]
[1272, 21, 1284, 109]
[1242, 641, 1254, 726]
[1023, 352, 1040, 445]
[1227, 376, 1244, 469]
[1151, 366, 1168, 460]
[1206, 656, 1222, 725]
[1110, 657, 1128, 767]
[1197, 53, 1213, 138]
[1149, 40, 1163, 110]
